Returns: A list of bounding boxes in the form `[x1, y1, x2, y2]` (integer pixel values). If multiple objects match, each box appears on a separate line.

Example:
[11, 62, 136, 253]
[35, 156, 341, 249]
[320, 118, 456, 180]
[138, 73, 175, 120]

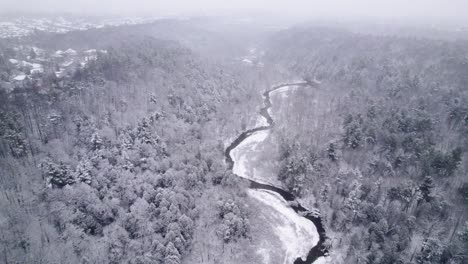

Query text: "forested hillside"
[2, 15, 468, 264]
[264, 27, 468, 263]
[0, 22, 268, 263]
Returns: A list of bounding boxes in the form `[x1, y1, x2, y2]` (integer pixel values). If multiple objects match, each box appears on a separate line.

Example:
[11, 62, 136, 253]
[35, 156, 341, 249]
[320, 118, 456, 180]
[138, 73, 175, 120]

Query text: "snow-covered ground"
[230, 83, 321, 263]
[249, 189, 318, 264]
[270, 85, 301, 99]
[255, 115, 269, 127]
[231, 130, 283, 187]
[312, 257, 330, 264]
[0, 16, 163, 39]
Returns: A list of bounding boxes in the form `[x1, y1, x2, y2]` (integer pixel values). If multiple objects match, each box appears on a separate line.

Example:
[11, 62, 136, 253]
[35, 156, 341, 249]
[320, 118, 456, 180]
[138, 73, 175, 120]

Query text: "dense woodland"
[0, 18, 467, 264]
[265, 27, 468, 263]
[0, 21, 267, 264]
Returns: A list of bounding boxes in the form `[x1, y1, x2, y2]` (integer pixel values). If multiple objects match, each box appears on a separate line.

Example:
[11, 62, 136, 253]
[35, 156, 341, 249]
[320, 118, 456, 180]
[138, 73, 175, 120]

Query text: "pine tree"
[29, 48, 37, 60]
[164, 242, 181, 264]
[419, 176, 434, 203]
[91, 132, 103, 150]
[327, 142, 338, 161]
[75, 159, 93, 184]
[40, 158, 75, 188]
[343, 114, 364, 149]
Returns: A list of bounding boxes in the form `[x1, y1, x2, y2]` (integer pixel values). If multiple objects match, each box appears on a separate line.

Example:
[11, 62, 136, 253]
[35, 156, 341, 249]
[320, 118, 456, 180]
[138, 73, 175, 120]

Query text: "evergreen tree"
[164, 242, 181, 264]
[40, 158, 75, 188]
[419, 176, 434, 203]
[327, 142, 338, 161]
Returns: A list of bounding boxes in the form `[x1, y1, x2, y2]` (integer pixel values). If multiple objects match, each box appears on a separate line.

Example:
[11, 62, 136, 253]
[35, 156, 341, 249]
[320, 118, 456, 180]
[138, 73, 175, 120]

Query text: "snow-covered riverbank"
[228, 82, 324, 264]
[230, 130, 282, 187]
[249, 189, 318, 264]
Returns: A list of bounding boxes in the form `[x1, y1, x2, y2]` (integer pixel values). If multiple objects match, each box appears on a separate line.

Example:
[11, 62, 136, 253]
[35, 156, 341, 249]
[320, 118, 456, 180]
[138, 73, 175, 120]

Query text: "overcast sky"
[1, 0, 467, 22]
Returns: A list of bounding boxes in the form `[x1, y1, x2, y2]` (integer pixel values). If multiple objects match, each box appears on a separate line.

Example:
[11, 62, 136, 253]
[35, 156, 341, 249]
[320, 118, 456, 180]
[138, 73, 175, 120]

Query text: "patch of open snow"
[231, 129, 268, 178]
[13, 75, 26, 81]
[257, 247, 271, 264]
[61, 60, 74, 67]
[32, 63, 42, 70]
[32, 47, 43, 54]
[231, 130, 283, 187]
[65, 48, 77, 55]
[270, 85, 300, 98]
[242, 58, 253, 64]
[313, 256, 331, 264]
[249, 189, 318, 264]
[84, 49, 97, 54]
[8, 59, 18, 64]
[85, 55, 98, 62]
[255, 115, 269, 127]
[31, 68, 43, 74]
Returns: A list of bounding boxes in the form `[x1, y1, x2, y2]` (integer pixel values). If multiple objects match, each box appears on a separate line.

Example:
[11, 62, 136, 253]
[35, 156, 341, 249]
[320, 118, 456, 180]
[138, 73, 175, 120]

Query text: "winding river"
[224, 82, 329, 264]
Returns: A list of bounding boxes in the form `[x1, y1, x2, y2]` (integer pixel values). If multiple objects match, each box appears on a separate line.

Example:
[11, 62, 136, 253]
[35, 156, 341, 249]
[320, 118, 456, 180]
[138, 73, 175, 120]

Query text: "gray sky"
[1, 0, 468, 22]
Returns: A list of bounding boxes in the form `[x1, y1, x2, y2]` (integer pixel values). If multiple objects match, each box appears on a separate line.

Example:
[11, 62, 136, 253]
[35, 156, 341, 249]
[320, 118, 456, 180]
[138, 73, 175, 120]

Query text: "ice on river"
[231, 130, 283, 187]
[249, 189, 319, 264]
[229, 82, 321, 263]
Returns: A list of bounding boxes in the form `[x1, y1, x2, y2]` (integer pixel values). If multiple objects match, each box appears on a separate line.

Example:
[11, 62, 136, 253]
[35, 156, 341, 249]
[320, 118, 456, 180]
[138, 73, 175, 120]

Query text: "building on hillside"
[65, 48, 77, 56]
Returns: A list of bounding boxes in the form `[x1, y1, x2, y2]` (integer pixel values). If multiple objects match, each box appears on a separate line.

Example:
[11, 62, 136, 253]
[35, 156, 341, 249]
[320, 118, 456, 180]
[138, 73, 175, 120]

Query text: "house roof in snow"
[65, 48, 77, 55]
[84, 49, 97, 54]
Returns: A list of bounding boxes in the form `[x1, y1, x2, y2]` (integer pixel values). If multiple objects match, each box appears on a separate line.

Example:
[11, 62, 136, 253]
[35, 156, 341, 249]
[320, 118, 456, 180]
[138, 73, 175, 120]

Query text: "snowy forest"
[1, 8, 468, 264]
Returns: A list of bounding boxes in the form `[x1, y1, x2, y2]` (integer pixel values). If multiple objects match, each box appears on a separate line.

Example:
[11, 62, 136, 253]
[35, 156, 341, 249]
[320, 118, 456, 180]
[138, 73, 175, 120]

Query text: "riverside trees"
[267, 27, 468, 264]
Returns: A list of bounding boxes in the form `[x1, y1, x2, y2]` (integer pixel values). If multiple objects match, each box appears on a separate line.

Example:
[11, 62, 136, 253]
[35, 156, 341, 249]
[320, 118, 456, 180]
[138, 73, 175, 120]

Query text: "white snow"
[32, 47, 44, 56]
[55, 68, 66, 77]
[255, 115, 269, 127]
[270, 85, 300, 98]
[13, 75, 26, 81]
[228, 82, 321, 263]
[61, 60, 74, 67]
[0, 17, 162, 38]
[242, 58, 253, 64]
[313, 257, 330, 264]
[32, 63, 42, 69]
[249, 189, 318, 264]
[31, 68, 43, 74]
[8, 59, 18, 64]
[231, 130, 283, 187]
[313, 76, 322, 84]
[85, 55, 98, 62]
[65, 48, 77, 55]
[84, 49, 97, 54]
[21, 61, 33, 68]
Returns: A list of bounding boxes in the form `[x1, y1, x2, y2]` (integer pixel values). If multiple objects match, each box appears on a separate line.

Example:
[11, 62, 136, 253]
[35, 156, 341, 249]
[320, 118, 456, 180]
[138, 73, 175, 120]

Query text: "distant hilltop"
[0, 15, 165, 39]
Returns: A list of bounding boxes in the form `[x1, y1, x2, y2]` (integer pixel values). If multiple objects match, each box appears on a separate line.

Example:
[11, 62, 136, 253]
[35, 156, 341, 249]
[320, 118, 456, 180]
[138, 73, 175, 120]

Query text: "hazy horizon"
[1, 0, 468, 24]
